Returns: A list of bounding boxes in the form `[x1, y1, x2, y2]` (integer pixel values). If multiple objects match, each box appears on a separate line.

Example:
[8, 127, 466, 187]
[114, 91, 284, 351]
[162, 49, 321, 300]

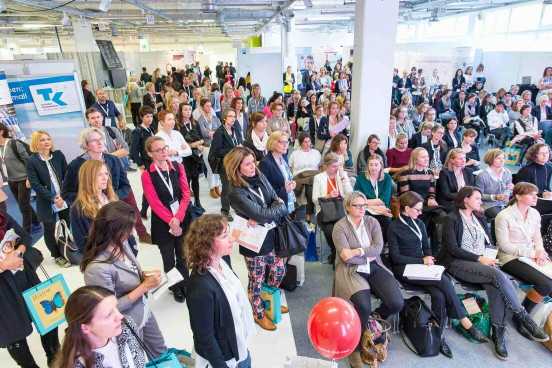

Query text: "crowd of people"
[1, 59, 552, 368]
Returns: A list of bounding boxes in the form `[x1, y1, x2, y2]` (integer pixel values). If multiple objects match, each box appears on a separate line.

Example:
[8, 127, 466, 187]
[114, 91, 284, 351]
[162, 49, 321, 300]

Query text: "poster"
[5, 72, 86, 160]
[0, 71, 24, 139]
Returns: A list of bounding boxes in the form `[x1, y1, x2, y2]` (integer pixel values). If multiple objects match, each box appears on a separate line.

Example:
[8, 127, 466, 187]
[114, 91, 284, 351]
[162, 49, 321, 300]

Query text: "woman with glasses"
[332, 191, 403, 368]
[209, 108, 243, 221]
[389, 192, 488, 359]
[141, 136, 191, 303]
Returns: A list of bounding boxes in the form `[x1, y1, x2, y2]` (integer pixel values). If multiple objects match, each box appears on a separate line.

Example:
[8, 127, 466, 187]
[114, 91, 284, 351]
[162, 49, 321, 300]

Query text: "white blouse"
[155, 130, 192, 161]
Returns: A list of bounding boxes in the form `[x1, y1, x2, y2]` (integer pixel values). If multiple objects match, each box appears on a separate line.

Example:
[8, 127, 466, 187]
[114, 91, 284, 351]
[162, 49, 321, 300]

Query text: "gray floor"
[286, 262, 552, 367]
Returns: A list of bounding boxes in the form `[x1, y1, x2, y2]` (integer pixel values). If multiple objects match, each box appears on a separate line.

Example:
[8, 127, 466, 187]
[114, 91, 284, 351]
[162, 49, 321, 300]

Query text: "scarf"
[244, 174, 261, 190]
[250, 130, 268, 154]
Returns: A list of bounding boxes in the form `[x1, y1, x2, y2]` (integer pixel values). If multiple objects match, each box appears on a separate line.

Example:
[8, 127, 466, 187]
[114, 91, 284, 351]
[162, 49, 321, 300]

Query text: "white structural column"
[280, 16, 297, 78]
[350, 0, 400, 156]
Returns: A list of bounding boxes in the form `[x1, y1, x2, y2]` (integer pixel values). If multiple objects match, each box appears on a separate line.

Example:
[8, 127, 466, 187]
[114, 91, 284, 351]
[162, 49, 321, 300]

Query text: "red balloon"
[307, 297, 361, 360]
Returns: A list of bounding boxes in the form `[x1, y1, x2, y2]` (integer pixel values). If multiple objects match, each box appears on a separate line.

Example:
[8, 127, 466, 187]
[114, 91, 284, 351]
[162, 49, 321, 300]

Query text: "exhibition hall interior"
[1, 0, 552, 367]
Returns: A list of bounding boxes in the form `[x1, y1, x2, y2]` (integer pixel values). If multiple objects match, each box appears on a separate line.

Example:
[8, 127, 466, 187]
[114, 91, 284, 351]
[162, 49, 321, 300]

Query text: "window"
[542, 4, 552, 26]
[509, 3, 542, 32]
[482, 8, 510, 34]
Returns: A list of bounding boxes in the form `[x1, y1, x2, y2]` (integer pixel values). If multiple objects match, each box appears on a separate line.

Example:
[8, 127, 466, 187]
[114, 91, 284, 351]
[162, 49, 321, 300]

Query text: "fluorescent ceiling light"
[99, 0, 112, 12]
[22, 24, 55, 29]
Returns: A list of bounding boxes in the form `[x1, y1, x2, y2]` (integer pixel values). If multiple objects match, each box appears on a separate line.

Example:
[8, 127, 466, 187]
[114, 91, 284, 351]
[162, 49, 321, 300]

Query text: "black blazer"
[187, 266, 240, 368]
[26, 151, 68, 223]
[533, 105, 552, 122]
[438, 210, 493, 269]
[316, 116, 331, 141]
[209, 124, 243, 174]
[408, 132, 427, 149]
[130, 125, 154, 167]
[437, 168, 476, 210]
[443, 130, 462, 149]
[388, 216, 431, 272]
[452, 76, 466, 91]
[259, 152, 289, 207]
[452, 98, 466, 123]
[421, 141, 449, 165]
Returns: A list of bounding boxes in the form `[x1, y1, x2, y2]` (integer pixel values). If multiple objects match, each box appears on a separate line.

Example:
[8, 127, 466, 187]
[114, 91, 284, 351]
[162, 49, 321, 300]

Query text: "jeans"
[448, 259, 523, 325]
[6, 328, 59, 368]
[202, 146, 221, 189]
[237, 352, 251, 368]
[8, 179, 38, 234]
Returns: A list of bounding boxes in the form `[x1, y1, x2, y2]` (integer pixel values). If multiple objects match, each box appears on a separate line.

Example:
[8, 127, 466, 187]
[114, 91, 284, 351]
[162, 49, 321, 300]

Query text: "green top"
[354, 172, 393, 208]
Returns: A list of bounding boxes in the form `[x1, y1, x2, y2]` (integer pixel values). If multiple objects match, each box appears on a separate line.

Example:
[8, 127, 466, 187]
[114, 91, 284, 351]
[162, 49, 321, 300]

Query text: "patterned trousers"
[245, 251, 286, 319]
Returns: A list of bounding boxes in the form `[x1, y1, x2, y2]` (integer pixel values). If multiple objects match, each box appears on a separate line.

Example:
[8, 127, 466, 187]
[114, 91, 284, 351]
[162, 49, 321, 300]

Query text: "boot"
[465, 325, 488, 343]
[514, 310, 550, 342]
[348, 351, 364, 368]
[491, 324, 508, 360]
[440, 337, 453, 359]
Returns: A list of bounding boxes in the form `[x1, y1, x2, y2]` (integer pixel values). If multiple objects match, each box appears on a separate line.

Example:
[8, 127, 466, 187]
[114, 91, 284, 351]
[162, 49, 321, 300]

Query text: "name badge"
[169, 200, 179, 215]
[357, 262, 370, 275]
[105, 117, 112, 127]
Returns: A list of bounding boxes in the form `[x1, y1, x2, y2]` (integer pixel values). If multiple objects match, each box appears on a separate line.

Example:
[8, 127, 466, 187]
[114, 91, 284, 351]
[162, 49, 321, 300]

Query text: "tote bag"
[317, 197, 345, 224]
[55, 219, 81, 265]
[275, 216, 308, 257]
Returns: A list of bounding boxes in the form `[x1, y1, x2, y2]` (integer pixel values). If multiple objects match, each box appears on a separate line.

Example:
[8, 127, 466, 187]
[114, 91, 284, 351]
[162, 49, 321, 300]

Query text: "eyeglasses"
[152, 145, 169, 153]
[351, 203, 368, 209]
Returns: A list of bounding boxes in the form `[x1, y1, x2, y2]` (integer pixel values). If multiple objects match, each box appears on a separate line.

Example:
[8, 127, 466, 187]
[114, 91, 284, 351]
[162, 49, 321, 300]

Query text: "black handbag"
[317, 197, 345, 224]
[24, 246, 44, 270]
[275, 216, 308, 258]
[279, 262, 298, 292]
[55, 219, 82, 265]
[400, 296, 443, 357]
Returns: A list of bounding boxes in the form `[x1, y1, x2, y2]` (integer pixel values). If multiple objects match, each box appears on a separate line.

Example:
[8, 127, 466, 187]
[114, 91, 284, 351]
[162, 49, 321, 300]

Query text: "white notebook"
[403, 264, 445, 281]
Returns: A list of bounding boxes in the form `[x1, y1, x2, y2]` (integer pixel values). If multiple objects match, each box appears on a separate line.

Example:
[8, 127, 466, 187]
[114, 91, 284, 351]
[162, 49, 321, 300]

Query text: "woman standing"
[0, 123, 39, 234]
[26, 131, 70, 267]
[197, 98, 222, 199]
[81, 201, 166, 356]
[1, 211, 60, 368]
[127, 76, 142, 127]
[439, 187, 548, 360]
[243, 112, 269, 162]
[225, 147, 288, 331]
[155, 110, 192, 163]
[177, 103, 205, 210]
[210, 108, 243, 220]
[142, 136, 191, 303]
[70, 160, 121, 257]
[186, 214, 255, 367]
[231, 97, 249, 142]
[475, 149, 513, 219]
[332, 191, 403, 368]
[388, 192, 487, 359]
[55, 286, 147, 368]
[452, 68, 465, 92]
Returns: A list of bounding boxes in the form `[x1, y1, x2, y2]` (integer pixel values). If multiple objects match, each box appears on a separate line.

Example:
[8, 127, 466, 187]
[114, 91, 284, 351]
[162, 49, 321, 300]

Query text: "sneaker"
[55, 257, 71, 268]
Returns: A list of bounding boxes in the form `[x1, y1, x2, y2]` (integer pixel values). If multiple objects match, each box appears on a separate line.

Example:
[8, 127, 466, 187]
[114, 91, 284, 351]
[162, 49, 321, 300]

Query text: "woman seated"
[408, 121, 433, 149]
[81, 201, 166, 356]
[356, 134, 387, 175]
[313, 153, 353, 265]
[460, 128, 480, 168]
[332, 192, 404, 368]
[512, 105, 543, 154]
[475, 149, 513, 219]
[421, 123, 449, 177]
[186, 215, 254, 368]
[55, 286, 147, 368]
[515, 143, 552, 214]
[329, 134, 355, 180]
[354, 155, 392, 240]
[385, 133, 412, 175]
[398, 147, 446, 253]
[389, 192, 487, 358]
[437, 148, 475, 211]
[226, 147, 288, 331]
[443, 118, 462, 149]
[496, 182, 552, 316]
[289, 133, 321, 222]
[438, 186, 548, 361]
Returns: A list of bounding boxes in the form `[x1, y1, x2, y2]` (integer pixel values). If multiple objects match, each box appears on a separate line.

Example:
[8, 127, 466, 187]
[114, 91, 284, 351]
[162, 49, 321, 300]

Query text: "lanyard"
[154, 164, 174, 200]
[248, 187, 265, 204]
[399, 215, 422, 243]
[460, 212, 490, 245]
[98, 102, 110, 116]
[370, 178, 379, 199]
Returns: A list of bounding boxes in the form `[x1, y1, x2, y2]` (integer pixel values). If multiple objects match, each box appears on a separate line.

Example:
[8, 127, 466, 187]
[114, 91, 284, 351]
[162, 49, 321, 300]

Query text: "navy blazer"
[26, 151, 67, 223]
[62, 153, 130, 205]
[258, 152, 289, 207]
[443, 130, 462, 149]
[437, 168, 476, 210]
[533, 105, 552, 122]
[209, 124, 243, 174]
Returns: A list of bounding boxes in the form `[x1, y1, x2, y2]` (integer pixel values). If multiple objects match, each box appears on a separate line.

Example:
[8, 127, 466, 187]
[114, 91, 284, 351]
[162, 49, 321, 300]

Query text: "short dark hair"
[85, 107, 101, 119]
[139, 106, 154, 118]
[297, 132, 311, 145]
[454, 186, 481, 209]
[495, 101, 505, 108]
[399, 191, 423, 212]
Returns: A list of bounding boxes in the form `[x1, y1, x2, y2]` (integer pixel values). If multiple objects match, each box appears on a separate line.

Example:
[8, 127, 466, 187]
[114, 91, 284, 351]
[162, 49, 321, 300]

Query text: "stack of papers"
[403, 264, 445, 281]
[230, 215, 273, 253]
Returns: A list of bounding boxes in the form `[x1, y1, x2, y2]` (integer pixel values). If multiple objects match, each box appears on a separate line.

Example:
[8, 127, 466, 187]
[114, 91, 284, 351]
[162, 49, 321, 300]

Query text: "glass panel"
[509, 3, 542, 32]
[542, 4, 552, 26]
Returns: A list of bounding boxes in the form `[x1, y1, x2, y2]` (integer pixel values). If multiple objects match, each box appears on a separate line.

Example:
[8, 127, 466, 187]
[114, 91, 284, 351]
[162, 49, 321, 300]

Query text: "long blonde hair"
[74, 160, 117, 219]
[407, 147, 429, 171]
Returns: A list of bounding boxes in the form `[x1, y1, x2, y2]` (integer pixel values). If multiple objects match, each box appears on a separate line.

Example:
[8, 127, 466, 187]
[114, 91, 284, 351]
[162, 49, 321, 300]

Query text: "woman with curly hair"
[185, 214, 255, 368]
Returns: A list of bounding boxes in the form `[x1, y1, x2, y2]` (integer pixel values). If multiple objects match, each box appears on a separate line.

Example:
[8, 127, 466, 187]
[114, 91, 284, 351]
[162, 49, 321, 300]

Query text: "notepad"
[403, 264, 445, 281]
[230, 215, 273, 253]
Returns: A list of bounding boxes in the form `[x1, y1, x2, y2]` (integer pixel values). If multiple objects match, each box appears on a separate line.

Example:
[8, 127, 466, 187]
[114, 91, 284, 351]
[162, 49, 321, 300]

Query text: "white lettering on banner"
[28, 81, 81, 116]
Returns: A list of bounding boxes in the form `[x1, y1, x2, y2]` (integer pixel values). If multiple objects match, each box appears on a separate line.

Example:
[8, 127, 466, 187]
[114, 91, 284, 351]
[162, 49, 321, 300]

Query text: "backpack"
[10, 139, 31, 165]
[400, 296, 442, 357]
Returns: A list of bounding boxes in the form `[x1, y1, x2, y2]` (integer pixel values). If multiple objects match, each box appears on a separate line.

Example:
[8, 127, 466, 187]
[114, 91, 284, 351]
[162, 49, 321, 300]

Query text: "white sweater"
[289, 149, 321, 176]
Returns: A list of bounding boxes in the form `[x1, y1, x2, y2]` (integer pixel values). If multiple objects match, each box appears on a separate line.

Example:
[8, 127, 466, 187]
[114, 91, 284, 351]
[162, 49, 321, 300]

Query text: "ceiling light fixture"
[62, 12, 71, 27]
[99, 0, 112, 12]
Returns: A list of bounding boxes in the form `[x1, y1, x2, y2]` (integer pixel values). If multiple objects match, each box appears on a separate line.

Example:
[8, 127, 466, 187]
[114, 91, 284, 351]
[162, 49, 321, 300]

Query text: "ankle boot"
[491, 324, 508, 360]
[514, 310, 550, 342]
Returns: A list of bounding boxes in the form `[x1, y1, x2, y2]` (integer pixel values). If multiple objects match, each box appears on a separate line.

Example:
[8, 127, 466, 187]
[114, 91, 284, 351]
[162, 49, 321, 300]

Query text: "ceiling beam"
[255, 0, 296, 33]
[123, 0, 178, 22]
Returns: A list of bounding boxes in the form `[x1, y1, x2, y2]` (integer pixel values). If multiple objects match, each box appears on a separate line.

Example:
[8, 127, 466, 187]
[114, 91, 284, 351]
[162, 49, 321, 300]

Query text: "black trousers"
[395, 269, 466, 325]
[6, 328, 59, 368]
[220, 169, 230, 215]
[318, 219, 337, 264]
[141, 194, 149, 214]
[8, 180, 38, 234]
[420, 206, 446, 255]
[349, 262, 404, 329]
[42, 209, 70, 259]
[130, 102, 142, 127]
[501, 259, 552, 297]
[158, 234, 189, 293]
[372, 214, 391, 244]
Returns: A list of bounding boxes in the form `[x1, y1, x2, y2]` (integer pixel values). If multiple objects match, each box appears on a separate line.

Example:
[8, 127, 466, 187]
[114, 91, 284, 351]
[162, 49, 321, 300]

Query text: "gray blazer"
[83, 244, 147, 327]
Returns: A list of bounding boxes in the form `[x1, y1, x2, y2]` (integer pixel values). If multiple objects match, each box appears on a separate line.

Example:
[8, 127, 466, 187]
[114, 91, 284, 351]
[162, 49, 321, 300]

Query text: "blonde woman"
[437, 148, 475, 211]
[70, 160, 119, 257]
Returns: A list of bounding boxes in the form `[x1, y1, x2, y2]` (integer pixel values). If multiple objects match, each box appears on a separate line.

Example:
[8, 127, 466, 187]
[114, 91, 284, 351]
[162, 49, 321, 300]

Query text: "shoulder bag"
[55, 219, 81, 265]
[400, 296, 442, 357]
[275, 216, 308, 258]
[317, 197, 345, 224]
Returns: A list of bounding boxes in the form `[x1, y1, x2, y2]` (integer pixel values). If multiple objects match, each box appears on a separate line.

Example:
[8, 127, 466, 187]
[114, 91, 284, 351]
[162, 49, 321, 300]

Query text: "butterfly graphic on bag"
[39, 292, 65, 315]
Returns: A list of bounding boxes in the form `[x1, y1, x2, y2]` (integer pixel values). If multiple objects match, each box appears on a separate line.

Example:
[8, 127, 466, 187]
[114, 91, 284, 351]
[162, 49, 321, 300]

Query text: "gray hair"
[79, 127, 105, 150]
[344, 191, 367, 213]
